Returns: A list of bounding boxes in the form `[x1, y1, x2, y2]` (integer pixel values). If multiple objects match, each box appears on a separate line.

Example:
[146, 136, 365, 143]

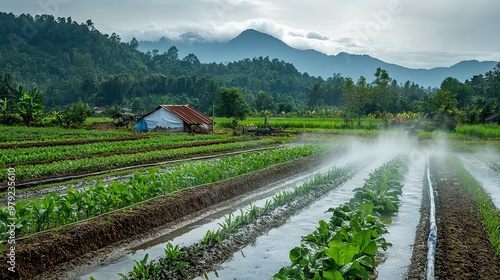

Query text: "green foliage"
[419, 90, 462, 130]
[0, 12, 147, 107]
[0, 144, 328, 239]
[350, 160, 407, 214]
[0, 124, 129, 143]
[127, 253, 159, 279]
[164, 243, 182, 263]
[441, 77, 473, 108]
[57, 101, 93, 127]
[450, 156, 500, 256]
[255, 90, 275, 112]
[215, 87, 250, 122]
[1, 11, 498, 126]
[13, 85, 45, 126]
[216, 117, 381, 131]
[274, 157, 408, 279]
[2, 139, 276, 181]
[0, 133, 231, 165]
[454, 124, 500, 139]
[130, 162, 355, 279]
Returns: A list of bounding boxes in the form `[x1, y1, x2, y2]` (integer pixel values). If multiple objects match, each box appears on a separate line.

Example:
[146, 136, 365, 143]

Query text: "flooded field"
[11, 133, 500, 280]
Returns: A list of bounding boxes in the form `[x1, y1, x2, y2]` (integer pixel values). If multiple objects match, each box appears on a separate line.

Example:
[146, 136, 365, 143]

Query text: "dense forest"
[0, 12, 499, 128]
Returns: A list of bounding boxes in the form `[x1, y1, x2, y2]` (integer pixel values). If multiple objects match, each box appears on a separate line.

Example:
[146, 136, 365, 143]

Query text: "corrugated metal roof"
[160, 105, 213, 125]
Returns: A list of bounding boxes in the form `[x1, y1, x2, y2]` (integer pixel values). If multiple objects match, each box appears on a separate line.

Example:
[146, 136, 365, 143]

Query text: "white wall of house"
[143, 107, 184, 132]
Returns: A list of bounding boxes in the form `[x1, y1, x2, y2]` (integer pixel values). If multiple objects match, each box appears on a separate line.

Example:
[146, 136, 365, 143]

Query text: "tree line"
[0, 12, 499, 129]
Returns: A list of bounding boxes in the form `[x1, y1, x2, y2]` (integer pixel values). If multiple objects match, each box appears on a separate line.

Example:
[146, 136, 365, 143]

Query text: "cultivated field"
[0, 124, 499, 280]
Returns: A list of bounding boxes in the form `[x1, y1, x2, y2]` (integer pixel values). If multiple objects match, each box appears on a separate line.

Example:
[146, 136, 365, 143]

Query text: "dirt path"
[407, 156, 500, 279]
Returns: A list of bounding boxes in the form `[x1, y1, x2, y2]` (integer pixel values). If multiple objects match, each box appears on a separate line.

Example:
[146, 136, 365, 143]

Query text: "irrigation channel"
[459, 154, 500, 208]
[48, 136, 425, 280]
[70, 149, 363, 279]
[197, 151, 426, 280]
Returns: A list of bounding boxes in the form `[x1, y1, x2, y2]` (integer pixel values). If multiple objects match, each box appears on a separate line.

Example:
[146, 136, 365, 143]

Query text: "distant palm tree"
[15, 85, 45, 126]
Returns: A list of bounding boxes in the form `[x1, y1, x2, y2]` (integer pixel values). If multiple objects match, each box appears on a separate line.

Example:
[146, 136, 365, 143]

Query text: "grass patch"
[451, 155, 500, 257]
[0, 124, 129, 143]
[454, 124, 500, 139]
[217, 117, 382, 131]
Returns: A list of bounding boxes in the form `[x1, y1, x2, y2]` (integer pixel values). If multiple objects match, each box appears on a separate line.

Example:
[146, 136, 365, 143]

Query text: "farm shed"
[135, 105, 213, 133]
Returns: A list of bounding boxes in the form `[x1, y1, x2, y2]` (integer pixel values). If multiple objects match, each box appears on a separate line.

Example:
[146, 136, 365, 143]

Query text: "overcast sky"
[3, 0, 500, 69]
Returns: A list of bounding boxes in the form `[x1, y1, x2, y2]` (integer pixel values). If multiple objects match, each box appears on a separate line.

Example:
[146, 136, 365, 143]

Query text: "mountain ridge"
[138, 29, 498, 87]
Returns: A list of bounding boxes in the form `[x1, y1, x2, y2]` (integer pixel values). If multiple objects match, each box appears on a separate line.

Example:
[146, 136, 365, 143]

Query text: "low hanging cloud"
[3, 0, 500, 68]
[305, 31, 329, 41]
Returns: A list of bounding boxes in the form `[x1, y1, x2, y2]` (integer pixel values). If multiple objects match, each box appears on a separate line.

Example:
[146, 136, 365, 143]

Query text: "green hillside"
[0, 12, 498, 129]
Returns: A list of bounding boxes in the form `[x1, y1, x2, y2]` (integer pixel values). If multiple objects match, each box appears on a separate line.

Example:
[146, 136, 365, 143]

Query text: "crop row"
[0, 144, 329, 240]
[450, 156, 500, 256]
[0, 134, 234, 166]
[0, 139, 277, 182]
[0, 125, 130, 143]
[120, 162, 360, 279]
[216, 117, 382, 131]
[274, 157, 408, 280]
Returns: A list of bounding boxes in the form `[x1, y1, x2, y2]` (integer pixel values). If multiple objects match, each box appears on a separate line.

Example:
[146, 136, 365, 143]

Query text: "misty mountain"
[139, 29, 498, 88]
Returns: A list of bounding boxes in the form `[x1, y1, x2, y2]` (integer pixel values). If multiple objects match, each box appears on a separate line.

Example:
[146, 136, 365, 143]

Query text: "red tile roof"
[160, 105, 213, 125]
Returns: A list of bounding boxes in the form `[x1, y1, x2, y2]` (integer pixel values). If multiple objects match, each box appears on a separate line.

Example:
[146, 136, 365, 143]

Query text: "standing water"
[75, 151, 357, 279]
[196, 157, 393, 280]
[375, 151, 426, 279]
[459, 154, 500, 208]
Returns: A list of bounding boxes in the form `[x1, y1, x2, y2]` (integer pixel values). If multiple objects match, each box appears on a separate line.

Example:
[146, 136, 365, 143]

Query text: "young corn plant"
[247, 204, 261, 224]
[29, 194, 56, 232]
[263, 199, 273, 214]
[123, 253, 160, 280]
[219, 213, 241, 238]
[176, 261, 189, 277]
[164, 242, 182, 263]
[239, 209, 250, 224]
[202, 229, 222, 246]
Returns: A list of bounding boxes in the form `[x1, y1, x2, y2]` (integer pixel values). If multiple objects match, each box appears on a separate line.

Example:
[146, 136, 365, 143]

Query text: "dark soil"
[0, 152, 337, 280]
[406, 157, 500, 280]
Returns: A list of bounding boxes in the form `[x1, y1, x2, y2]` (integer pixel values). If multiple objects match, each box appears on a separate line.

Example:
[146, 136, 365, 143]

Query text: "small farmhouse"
[135, 105, 213, 133]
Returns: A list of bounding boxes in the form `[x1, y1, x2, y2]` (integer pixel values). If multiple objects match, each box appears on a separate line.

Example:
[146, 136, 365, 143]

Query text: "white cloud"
[305, 31, 329, 41]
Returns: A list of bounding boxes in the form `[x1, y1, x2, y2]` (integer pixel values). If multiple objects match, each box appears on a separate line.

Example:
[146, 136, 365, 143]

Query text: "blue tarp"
[135, 119, 148, 132]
